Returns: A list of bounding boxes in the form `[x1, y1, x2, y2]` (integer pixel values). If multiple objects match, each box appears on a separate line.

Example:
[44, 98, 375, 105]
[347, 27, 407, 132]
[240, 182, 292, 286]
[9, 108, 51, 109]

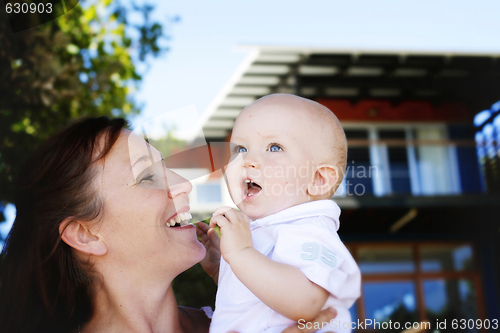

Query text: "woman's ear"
[59, 219, 107, 256]
[307, 164, 338, 197]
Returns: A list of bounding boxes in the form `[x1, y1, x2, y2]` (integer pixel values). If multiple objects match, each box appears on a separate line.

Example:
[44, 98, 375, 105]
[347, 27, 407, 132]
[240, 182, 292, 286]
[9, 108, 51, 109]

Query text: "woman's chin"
[161, 224, 207, 269]
[182, 231, 207, 262]
[180, 246, 206, 273]
[193, 240, 207, 261]
[195, 244, 207, 264]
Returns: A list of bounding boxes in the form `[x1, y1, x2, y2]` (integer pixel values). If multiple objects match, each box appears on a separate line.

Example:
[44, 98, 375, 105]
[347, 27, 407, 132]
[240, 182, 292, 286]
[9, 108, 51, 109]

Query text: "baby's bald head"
[236, 94, 347, 192]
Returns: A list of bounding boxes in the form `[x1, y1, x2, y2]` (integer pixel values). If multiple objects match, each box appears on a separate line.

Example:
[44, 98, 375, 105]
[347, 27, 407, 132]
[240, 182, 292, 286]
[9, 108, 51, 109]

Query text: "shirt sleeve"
[270, 220, 361, 307]
[201, 306, 213, 319]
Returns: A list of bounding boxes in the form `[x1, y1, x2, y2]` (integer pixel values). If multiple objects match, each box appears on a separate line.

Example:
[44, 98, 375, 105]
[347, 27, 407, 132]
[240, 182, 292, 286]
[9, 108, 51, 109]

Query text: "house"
[179, 46, 500, 331]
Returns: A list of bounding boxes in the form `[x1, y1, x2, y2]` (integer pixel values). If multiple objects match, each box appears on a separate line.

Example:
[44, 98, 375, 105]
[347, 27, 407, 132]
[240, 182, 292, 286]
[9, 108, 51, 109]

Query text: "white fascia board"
[185, 47, 261, 142]
[204, 119, 235, 129]
[247, 64, 290, 75]
[299, 65, 339, 75]
[238, 76, 281, 85]
[230, 86, 272, 95]
[197, 129, 228, 139]
[239, 45, 500, 58]
[255, 53, 301, 63]
[213, 108, 243, 118]
[220, 96, 256, 107]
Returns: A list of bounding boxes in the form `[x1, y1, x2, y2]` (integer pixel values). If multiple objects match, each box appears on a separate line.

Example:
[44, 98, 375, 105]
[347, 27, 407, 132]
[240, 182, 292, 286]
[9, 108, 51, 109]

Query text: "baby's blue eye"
[236, 146, 247, 153]
[269, 144, 282, 152]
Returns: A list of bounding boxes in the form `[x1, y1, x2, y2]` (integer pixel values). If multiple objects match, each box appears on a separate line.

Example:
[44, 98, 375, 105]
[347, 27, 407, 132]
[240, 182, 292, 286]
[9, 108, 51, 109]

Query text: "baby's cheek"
[225, 166, 239, 184]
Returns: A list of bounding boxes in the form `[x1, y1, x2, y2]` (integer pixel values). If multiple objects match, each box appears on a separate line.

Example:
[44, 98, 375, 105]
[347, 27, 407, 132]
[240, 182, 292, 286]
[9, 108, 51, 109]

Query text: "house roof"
[190, 45, 500, 141]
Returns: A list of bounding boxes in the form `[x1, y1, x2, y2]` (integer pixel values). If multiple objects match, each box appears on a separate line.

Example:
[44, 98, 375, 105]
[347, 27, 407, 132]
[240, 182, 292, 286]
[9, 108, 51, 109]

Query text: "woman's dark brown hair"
[0, 116, 127, 333]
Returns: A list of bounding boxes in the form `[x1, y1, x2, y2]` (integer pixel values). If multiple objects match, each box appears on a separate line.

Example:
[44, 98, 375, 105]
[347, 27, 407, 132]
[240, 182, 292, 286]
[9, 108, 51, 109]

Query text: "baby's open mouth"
[245, 179, 262, 197]
[166, 212, 192, 227]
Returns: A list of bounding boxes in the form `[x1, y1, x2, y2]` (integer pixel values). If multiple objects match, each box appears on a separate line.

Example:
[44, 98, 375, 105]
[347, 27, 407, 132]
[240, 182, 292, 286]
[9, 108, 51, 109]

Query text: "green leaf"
[198, 218, 221, 238]
[66, 44, 80, 54]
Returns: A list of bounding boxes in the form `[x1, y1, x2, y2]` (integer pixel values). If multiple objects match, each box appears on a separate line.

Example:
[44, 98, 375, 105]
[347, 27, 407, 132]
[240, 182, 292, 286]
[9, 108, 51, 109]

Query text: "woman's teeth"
[166, 212, 192, 227]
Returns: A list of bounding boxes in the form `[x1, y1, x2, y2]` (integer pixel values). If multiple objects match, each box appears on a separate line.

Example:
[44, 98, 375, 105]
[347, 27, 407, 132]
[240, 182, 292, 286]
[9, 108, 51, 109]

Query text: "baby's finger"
[209, 214, 230, 229]
[208, 216, 217, 229]
[221, 208, 249, 225]
[212, 206, 234, 217]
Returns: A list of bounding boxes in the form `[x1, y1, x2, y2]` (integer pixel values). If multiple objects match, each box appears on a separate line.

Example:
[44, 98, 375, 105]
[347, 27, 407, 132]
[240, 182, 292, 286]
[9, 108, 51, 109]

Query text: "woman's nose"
[167, 170, 193, 198]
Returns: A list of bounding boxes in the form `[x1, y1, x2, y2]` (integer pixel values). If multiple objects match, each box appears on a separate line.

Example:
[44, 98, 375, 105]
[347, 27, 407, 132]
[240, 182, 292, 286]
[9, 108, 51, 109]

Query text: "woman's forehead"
[128, 131, 161, 157]
[126, 131, 163, 177]
[99, 131, 158, 178]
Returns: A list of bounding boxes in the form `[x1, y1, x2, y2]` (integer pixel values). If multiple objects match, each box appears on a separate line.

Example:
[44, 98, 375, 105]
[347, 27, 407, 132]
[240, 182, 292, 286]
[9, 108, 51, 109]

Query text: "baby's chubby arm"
[210, 207, 329, 322]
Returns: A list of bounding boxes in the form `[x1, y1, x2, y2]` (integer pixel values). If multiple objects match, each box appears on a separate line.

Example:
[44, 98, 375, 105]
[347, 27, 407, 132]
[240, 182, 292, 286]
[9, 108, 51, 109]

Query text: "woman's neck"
[82, 273, 189, 333]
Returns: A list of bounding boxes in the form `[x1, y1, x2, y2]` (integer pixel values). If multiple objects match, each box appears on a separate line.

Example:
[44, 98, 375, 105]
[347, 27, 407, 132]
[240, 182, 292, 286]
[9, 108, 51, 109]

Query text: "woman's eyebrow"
[133, 150, 164, 168]
[133, 155, 151, 167]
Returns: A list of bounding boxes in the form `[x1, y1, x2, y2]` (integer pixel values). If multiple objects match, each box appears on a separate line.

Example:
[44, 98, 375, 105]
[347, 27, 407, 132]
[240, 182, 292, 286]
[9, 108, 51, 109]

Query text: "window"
[379, 130, 411, 194]
[344, 129, 373, 196]
[414, 127, 460, 195]
[337, 124, 467, 197]
[363, 281, 419, 327]
[348, 242, 484, 332]
[474, 107, 500, 193]
[358, 246, 415, 273]
[196, 183, 222, 203]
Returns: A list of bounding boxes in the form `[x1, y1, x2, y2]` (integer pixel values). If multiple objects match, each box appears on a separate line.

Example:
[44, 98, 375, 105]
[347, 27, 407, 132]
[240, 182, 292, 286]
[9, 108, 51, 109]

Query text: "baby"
[199, 94, 361, 333]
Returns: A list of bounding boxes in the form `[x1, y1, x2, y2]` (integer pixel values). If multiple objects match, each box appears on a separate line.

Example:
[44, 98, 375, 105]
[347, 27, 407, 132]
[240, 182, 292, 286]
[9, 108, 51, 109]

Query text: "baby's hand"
[210, 207, 253, 264]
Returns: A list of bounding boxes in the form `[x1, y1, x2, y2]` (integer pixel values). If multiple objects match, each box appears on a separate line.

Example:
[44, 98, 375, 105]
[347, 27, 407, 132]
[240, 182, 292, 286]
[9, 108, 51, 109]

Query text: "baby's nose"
[243, 153, 260, 169]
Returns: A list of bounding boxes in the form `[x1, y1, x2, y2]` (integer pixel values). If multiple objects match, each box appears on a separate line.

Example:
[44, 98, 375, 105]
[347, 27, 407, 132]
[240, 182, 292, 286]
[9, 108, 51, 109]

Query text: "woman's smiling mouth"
[166, 211, 192, 227]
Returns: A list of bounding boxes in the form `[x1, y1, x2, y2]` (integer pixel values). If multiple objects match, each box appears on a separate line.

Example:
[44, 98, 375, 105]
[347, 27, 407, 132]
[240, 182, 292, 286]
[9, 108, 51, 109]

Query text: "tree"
[0, 2, 218, 310]
[0, 0, 171, 204]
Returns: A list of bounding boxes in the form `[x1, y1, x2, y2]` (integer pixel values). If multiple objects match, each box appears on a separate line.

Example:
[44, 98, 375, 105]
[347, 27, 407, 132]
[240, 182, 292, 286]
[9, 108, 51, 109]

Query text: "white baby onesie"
[210, 200, 361, 333]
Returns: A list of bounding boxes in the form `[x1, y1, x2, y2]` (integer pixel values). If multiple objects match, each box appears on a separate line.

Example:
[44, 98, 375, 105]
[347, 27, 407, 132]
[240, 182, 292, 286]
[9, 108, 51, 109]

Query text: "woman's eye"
[268, 144, 283, 152]
[140, 174, 155, 183]
[136, 166, 156, 185]
[135, 162, 167, 189]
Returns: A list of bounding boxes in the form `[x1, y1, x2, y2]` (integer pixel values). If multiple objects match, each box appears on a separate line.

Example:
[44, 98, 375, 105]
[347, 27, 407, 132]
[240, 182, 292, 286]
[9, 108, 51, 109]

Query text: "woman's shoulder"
[179, 306, 211, 333]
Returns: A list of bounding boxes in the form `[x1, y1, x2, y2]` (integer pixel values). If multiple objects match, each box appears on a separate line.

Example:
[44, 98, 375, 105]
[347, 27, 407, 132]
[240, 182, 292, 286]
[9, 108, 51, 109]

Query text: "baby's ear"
[59, 218, 107, 256]
[307, 164, 338, 197]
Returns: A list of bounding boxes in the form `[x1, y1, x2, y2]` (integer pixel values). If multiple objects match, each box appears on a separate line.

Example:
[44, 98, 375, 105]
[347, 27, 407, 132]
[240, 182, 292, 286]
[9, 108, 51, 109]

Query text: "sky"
[129, 0, 500, 129]
[2, 0, 500, 247]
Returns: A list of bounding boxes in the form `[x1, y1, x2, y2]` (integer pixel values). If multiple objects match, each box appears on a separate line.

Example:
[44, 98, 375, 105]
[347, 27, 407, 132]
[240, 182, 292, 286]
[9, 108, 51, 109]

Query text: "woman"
[0, 117, 336, 332]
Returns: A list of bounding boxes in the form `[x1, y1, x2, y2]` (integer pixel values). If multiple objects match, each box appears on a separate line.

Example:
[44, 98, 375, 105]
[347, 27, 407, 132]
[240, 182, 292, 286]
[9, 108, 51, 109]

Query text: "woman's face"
[93, 130, 205, 280]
